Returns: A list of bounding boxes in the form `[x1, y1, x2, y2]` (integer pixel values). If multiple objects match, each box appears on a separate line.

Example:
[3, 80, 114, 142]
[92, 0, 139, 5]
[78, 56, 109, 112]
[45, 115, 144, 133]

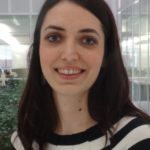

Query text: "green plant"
[0, 79, 25, 149]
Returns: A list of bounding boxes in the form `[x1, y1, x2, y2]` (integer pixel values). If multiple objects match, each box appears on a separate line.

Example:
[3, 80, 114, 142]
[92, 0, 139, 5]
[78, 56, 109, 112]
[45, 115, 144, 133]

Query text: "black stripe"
[47, 123, 103, 145]
[110, 117, 150, 149]
[129, 138, 150, 150]
[102, 145, 112, 150]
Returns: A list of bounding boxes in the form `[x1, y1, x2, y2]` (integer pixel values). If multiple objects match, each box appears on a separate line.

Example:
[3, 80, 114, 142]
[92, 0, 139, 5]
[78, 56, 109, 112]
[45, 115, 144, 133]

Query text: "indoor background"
[0, 0, 150, 113]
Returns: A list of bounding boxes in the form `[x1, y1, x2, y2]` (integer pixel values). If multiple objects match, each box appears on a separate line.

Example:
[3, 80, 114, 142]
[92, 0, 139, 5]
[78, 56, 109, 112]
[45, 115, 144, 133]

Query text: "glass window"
[117, 0, 150, 113]
[0, 1, 41, 149]
[0, 15, 32, 149]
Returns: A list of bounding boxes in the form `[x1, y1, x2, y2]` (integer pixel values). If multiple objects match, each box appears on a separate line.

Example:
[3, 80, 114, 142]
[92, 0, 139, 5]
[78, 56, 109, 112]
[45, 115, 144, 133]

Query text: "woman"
[11, 0, 150, 149]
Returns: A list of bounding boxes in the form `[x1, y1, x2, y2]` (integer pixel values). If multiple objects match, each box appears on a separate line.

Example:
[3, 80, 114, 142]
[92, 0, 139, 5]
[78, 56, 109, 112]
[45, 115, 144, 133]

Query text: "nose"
[60, 40, 79, 62]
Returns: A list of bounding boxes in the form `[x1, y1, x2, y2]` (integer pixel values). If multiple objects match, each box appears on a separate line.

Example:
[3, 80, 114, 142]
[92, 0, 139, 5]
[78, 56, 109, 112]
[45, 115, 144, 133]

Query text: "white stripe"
[111, 116, 136, 134]
[112, 124, 150, 150]
[11, 131, 25, 150]
[11, 131, 39, 150]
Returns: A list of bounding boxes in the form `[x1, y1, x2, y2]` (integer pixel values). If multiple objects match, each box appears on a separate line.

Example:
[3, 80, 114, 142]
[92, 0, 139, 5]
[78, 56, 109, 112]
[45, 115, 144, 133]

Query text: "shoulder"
[11, 131, 25, 150]
[11, 131, 39, 150]
[111, 116, 150, 149]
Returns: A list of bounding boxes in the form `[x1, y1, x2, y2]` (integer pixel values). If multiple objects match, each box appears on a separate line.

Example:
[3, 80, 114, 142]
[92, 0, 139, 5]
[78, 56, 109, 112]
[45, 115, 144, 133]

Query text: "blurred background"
[0, 0, 150, 149]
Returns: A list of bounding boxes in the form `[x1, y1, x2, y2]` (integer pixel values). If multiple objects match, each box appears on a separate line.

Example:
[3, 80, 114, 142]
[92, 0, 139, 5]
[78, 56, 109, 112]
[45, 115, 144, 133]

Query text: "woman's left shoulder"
[111, 116, 150, 149]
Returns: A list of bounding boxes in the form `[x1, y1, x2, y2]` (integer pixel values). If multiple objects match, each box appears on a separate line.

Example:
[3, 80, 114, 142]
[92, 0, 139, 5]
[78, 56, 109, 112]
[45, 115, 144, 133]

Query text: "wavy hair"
[16, 0, 150, 149]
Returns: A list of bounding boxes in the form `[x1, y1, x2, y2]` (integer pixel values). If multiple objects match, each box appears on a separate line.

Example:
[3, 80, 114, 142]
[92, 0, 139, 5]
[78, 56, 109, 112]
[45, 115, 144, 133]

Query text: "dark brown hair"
[16, 0, 150, 149]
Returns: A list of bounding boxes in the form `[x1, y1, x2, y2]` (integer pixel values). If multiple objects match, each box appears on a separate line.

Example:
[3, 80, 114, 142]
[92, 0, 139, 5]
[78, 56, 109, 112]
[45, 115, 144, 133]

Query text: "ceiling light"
[0, 23, 20, 46]
[0, 23, 11, 33]
[118, 11, 121, 14]
[12, 17, 20, 26]
[134, 0, 139, 4]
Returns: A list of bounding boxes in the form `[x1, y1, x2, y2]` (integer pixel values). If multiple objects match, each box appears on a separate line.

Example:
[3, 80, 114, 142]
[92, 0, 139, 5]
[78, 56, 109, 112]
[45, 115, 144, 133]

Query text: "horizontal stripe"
[47, 123, 103, 145]
[11, 116, 150, 150]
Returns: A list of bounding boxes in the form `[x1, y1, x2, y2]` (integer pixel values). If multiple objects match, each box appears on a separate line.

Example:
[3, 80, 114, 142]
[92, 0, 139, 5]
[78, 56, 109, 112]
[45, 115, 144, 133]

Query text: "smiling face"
[39, 1, 105, 96]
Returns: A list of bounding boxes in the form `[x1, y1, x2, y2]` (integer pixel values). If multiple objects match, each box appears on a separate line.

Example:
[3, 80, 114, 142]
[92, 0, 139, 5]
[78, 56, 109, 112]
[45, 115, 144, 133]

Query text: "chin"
[53, 87, 88, 96]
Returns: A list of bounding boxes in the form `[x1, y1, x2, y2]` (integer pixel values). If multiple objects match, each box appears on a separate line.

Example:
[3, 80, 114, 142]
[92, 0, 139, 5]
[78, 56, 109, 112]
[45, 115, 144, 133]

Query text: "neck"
[53, 92, 97, 135]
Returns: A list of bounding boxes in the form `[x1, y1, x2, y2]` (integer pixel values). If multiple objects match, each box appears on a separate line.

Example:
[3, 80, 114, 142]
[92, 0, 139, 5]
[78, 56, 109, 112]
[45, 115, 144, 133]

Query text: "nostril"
[60, 51, 79, 61]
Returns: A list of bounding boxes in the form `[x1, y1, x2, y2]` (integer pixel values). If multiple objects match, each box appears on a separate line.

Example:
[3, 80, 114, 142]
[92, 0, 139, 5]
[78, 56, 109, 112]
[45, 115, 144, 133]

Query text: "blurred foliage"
[0, 79, 25, 149]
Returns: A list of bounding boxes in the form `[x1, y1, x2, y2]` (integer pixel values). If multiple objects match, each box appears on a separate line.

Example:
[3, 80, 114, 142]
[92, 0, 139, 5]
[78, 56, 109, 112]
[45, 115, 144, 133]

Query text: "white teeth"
[58, 69, 81, 75]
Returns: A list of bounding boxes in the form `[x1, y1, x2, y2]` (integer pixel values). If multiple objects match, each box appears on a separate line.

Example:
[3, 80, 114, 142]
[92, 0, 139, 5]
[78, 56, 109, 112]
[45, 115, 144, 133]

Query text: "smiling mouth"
[55, 68, 85, 76]
[55, 68, 85, 75]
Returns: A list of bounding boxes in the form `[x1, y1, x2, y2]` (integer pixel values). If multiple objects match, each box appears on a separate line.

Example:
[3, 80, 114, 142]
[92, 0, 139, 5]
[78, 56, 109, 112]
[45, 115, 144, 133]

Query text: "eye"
[46, 34, 62, 43]
[81, 37, 98, 46]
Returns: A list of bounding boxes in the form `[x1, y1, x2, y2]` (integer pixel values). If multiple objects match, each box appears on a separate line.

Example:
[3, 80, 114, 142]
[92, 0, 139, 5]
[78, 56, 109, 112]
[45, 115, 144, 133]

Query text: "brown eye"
[82, 37, 97, 45]
[47, 34, 62, 43]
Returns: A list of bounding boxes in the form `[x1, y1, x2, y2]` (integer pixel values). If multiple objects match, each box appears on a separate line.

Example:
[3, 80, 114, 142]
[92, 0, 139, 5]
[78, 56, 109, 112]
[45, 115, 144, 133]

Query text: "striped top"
[11, 116, 150, 150]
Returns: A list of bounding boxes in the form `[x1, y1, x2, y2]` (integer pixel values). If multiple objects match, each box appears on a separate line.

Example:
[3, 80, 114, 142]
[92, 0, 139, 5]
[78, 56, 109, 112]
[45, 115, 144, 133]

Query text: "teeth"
[58, 69, 81, 75]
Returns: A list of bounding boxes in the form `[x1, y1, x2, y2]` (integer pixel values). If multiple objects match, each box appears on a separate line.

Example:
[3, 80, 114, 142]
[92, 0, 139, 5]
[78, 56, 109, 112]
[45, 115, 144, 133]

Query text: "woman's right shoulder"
[11, 131, 25, 150]
[11, 131, 39, 150]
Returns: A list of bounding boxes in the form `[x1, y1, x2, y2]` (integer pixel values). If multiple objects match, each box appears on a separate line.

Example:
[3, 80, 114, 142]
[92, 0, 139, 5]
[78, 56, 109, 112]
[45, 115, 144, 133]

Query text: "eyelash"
[46, 34, 62, 43]
[45, 33, 98, 46]
[81, 36, 98, 46]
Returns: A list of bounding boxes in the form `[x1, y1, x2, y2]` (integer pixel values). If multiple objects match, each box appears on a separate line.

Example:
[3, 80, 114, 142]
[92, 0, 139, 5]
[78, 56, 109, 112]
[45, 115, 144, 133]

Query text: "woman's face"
[39, 1, 105, 96]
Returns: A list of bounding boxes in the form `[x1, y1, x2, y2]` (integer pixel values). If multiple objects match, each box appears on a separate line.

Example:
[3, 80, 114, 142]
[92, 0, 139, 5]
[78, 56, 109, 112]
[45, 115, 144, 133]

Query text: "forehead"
[41, 1, 103, 32]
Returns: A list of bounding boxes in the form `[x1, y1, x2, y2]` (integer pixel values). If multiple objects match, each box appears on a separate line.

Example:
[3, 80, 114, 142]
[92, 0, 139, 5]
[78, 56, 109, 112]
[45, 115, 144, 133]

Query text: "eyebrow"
[79, 28, 100, 38]
[44, 25, 65, 31]
[43, 25, 101, 38]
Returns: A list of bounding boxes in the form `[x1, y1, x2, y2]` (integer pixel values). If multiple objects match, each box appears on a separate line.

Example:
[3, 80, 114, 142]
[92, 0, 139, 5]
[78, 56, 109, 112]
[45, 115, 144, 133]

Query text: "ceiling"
[0, 0, 149, 46]
[0, 15, 37, 45]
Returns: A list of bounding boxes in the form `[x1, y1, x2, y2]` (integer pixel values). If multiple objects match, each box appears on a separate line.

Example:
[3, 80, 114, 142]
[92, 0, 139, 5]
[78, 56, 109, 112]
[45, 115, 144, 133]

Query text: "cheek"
[39, 47, 52, 74]
[85, 51, 104, 68]
[39, 48, 46, 68]
[39, 43, 56, 66]
[88, 53, 104, 79]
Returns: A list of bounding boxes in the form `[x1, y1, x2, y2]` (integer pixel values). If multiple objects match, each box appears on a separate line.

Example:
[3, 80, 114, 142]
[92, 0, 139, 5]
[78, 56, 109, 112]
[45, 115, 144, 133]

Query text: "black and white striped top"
[11, 116, 150, 150]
